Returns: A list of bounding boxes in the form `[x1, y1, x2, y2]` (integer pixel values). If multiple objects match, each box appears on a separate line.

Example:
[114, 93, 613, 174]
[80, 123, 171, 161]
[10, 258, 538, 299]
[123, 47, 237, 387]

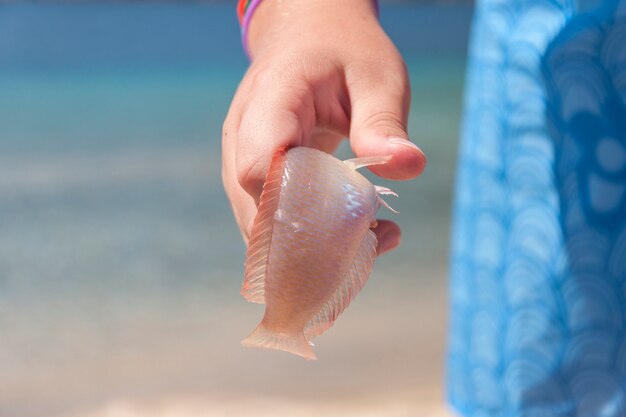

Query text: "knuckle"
[249, 62, 291, 92]
[362, 110, 407, 134]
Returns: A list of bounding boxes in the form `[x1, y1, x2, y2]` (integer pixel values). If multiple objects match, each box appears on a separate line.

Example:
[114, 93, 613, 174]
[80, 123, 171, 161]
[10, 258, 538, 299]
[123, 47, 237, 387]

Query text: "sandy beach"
[5, 264, 454, 417]
[61, 392, 456, 417]
[51, 284, 453, 417]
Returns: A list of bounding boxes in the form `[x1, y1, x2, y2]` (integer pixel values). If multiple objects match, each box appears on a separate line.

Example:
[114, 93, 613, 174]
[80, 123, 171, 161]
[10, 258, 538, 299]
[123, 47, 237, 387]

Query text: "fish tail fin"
[241, 323, 317, 360]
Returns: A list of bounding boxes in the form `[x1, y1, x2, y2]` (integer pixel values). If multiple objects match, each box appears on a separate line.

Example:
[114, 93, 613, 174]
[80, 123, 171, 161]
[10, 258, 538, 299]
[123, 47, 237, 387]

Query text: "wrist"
[245, 0, 380, 59]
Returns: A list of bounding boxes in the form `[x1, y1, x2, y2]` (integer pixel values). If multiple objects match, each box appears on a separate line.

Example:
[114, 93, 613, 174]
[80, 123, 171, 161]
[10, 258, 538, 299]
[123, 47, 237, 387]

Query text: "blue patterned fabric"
[447, 0, 626, 415]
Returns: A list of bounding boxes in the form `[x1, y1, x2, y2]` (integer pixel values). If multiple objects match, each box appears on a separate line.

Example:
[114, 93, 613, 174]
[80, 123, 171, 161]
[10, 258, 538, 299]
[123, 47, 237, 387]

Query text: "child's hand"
[222, 0, 426, 254]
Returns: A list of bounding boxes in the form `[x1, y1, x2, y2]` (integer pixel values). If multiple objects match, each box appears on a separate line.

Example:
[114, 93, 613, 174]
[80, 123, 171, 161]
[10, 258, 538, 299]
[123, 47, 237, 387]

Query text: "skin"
[222, 0, 426, 254]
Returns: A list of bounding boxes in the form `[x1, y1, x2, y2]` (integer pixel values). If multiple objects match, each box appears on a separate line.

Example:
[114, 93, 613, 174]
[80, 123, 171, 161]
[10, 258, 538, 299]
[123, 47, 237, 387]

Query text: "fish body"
[241, 147, 395, 360]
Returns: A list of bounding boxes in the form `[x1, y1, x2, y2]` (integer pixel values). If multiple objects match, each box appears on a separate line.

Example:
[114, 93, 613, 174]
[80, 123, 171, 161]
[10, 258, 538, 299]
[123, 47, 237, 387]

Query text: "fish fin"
[242, 323, 317, 360]
[375, 185, 399, 213]
[304, 230, 377, 340]
[242, 147, 288, 304]
[374, 185, 398, 197]
[343, 155, 392, 170]
[378, 196, 399, 213]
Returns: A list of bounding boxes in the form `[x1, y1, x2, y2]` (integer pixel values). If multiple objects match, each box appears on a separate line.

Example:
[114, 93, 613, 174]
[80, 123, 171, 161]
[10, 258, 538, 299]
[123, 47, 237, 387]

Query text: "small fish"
[241, 146, 397, 360]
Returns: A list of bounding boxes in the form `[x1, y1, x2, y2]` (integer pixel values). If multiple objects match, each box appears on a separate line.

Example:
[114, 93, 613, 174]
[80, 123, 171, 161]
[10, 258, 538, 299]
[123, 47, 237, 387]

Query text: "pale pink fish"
[241, 146, 397, 360]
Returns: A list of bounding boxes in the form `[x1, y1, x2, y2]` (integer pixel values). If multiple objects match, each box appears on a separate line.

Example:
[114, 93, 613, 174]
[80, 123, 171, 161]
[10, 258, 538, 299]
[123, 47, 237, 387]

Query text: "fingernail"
[388, 137, 423, 154]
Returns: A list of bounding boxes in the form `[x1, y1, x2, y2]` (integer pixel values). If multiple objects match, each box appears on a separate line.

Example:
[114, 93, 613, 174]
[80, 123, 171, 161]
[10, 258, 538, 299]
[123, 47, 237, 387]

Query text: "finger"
[222, 102, 258, 243]
[231, 125, 343, 241]
[224, 170, 257, 245]
[306, 128, 345, 154]
[372, 219, 401, 255]
[346, 61, 426, 180]
[236, 86, 315, 201]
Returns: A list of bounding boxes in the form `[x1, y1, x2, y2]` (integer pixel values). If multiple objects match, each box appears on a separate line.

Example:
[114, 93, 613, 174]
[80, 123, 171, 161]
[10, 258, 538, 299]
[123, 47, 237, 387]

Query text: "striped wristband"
[237, 0, 380, 59]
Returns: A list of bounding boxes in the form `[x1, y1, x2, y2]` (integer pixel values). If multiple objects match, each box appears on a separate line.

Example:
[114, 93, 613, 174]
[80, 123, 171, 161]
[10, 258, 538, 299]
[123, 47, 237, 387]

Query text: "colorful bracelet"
[237, 0, 380, 59]
[237, 0, 265, 58]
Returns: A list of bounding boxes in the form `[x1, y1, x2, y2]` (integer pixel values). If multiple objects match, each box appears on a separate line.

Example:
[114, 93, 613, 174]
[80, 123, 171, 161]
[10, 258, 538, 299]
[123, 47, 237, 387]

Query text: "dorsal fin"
[304, 230, 378, 340]
[241, 147, 288, 303]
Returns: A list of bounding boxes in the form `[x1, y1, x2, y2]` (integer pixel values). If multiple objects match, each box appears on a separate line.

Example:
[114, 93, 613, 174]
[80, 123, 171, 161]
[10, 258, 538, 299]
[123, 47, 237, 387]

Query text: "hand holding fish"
[222, 0, 426, 251]
[222, 0, 426, 359]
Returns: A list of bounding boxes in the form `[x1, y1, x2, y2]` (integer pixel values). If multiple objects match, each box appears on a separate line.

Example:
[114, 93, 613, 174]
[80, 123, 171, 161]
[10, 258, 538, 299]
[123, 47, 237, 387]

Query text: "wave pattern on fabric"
[447, 0, 626, 415]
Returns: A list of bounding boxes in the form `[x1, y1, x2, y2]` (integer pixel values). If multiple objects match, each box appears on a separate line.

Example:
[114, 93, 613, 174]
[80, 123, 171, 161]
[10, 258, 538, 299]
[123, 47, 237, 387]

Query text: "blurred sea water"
[0, 3, 471, 416]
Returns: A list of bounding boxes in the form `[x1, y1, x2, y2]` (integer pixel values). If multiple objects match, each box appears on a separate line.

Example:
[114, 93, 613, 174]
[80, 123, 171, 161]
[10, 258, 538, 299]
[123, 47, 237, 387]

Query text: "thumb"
[348, 65, 426, 180]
